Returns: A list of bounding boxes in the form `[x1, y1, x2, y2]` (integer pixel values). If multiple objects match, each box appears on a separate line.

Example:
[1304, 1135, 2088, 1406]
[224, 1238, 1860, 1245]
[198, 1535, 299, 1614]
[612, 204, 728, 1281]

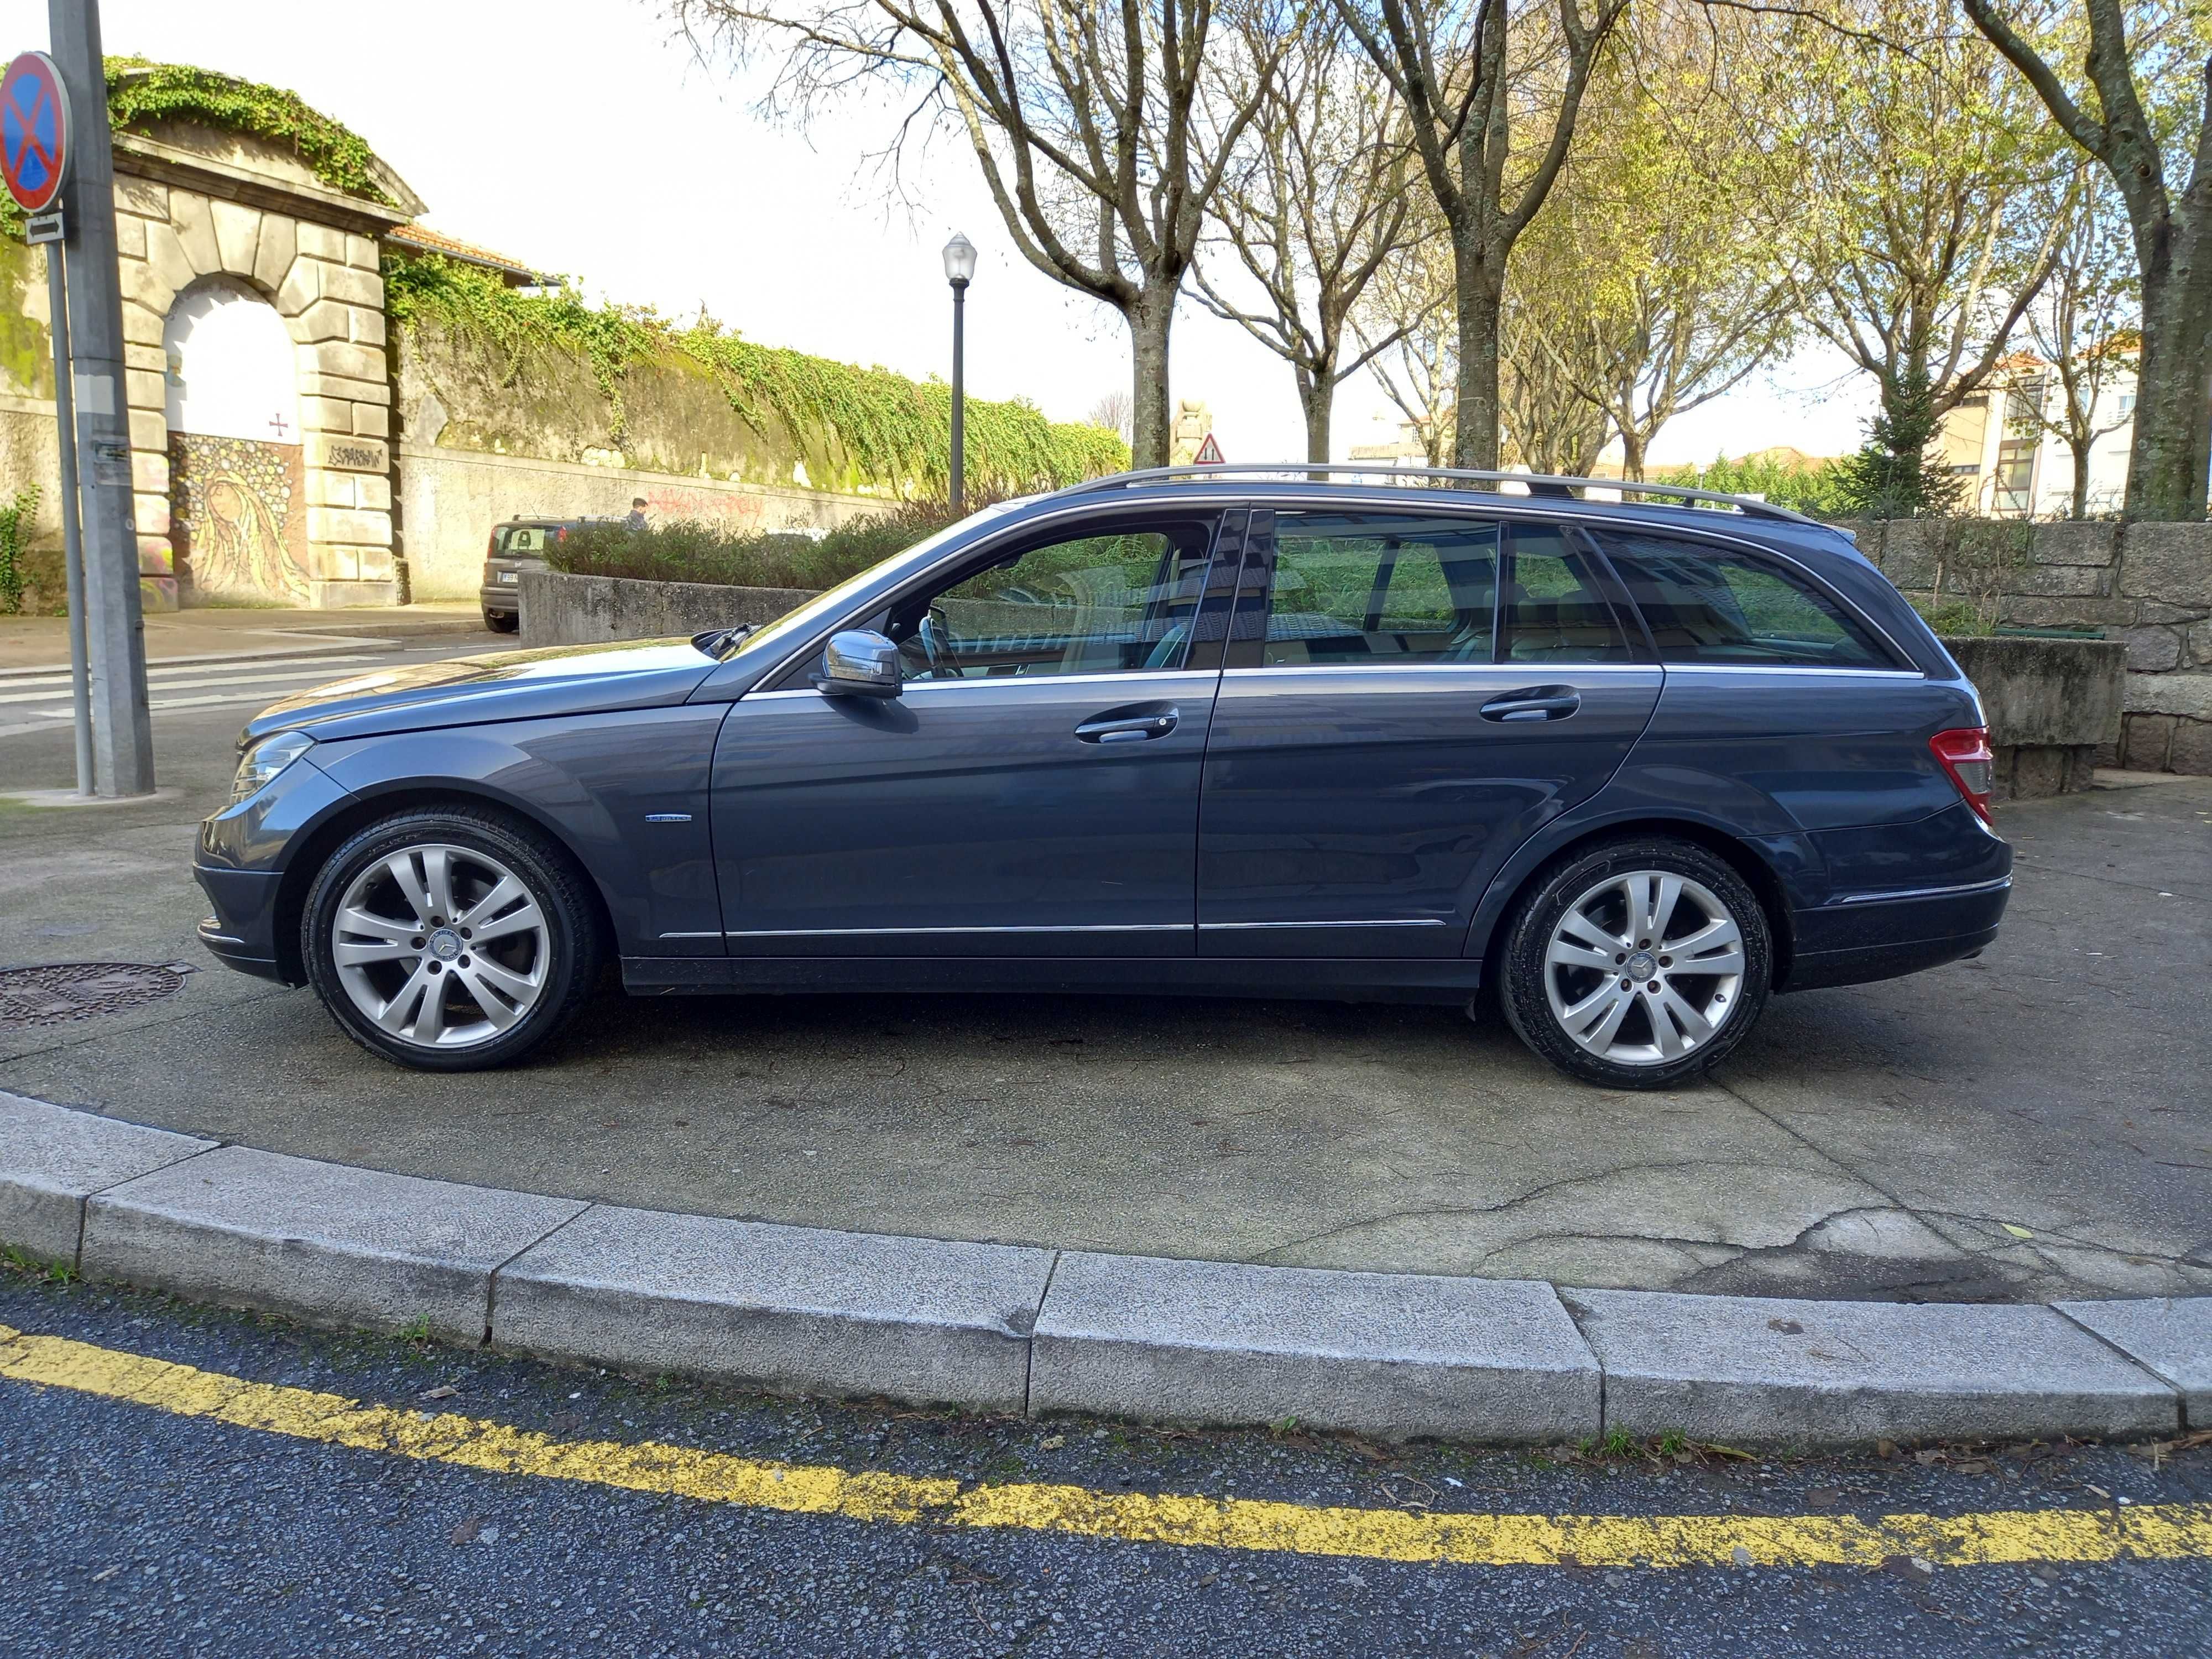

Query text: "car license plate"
[499, 571, 519, 583]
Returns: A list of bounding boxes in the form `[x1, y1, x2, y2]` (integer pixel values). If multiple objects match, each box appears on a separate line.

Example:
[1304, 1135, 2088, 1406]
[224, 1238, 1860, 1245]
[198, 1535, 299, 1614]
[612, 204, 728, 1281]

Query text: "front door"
[709, 512, 1234, 957]
[1197, 508, 1663, 958]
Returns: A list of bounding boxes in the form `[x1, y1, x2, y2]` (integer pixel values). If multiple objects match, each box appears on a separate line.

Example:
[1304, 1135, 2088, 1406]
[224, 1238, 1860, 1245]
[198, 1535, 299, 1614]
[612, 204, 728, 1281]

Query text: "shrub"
[0, 484, 40, 615]
[544, 500, 972, 590]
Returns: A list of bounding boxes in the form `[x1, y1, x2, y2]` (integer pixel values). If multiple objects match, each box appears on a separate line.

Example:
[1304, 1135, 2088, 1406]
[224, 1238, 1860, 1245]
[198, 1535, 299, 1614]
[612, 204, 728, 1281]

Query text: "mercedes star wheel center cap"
[428, 928, 463, 962]
[1625, 948, 1658, 980]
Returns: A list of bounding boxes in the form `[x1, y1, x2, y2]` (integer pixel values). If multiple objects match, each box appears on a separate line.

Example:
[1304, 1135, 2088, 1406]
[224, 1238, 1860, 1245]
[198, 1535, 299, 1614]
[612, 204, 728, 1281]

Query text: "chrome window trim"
[1826, 875, 2013, 907]
[1218, 662, 1660, 680]
[739, 669, 1220, 705]
[1655, 664, 1926, 680]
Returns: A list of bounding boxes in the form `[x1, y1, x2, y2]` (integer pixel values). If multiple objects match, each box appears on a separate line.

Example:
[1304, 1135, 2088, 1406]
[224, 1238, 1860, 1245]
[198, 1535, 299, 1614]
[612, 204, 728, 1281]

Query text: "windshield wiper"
[692, 623, 757, 659]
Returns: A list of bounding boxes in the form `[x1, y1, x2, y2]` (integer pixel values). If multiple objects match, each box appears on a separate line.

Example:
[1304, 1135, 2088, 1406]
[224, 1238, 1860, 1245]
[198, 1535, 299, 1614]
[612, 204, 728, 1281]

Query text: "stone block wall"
[111, 175, 394, 608]
[1838, 519, 2212, 775]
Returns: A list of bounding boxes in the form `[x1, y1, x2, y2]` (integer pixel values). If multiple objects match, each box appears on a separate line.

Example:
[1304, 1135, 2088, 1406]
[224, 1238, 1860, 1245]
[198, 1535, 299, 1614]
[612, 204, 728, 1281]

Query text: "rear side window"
[1500, 524, 1634, 663]
[1263, 513, 1498, 665]
[1595, 531, 1892, 669]
[495, 525, 560, 556]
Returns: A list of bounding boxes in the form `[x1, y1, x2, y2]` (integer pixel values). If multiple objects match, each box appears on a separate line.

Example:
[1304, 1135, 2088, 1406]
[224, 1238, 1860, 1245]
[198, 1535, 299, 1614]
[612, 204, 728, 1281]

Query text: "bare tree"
[1087, 387, 1135, 442]
[1192, 16, 1422, 461]
[1962, 0, 2212, 520]
[1331, 0, 1632, 468]
[2018, 164, 2140, 518]
[677, 0, 1285, 467]
[1350, 211, 1455, 463]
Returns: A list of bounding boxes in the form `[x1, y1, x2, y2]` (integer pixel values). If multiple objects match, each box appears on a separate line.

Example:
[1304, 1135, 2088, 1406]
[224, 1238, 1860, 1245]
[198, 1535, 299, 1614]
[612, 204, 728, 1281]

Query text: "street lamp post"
[942, 233, 975, 511]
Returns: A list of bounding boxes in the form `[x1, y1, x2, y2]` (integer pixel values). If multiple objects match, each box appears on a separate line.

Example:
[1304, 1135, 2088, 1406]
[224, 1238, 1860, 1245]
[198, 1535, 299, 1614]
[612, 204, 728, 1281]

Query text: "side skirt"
[619, 955, 1483, 1005]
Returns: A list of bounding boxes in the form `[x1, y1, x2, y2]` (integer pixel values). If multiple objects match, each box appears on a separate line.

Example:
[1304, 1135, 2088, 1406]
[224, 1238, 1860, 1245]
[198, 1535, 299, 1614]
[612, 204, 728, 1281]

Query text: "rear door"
[708, 510, 1238, 957]
[1196, 508, 1662, 958]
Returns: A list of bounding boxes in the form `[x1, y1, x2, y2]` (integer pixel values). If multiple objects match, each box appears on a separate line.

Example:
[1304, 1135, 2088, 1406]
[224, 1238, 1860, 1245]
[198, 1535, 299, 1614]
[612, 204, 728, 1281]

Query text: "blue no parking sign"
[1, 51, 70, 215]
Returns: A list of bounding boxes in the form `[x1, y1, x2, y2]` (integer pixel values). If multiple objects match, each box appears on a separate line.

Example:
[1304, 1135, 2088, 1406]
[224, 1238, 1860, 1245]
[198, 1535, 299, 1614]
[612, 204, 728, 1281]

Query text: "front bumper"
[195, 865, 286, 981]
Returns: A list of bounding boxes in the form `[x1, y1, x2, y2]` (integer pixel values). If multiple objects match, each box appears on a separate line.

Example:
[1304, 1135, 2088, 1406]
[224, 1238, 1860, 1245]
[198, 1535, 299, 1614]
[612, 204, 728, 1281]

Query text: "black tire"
[1498, 835, 1773, 1090]
[483, 609, 520, 634]
[301, 807, 603, 1071]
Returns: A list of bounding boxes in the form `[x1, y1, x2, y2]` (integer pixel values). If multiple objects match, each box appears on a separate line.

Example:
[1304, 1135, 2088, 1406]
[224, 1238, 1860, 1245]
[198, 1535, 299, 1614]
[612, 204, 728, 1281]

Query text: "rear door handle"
[1480, 686, 1580, 723]
[1077, 706, 1179, 743]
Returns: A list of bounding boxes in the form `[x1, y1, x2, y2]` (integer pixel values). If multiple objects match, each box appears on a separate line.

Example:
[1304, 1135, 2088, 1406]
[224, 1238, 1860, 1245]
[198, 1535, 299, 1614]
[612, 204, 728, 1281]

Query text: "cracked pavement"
[3, 676, 2208, 1302]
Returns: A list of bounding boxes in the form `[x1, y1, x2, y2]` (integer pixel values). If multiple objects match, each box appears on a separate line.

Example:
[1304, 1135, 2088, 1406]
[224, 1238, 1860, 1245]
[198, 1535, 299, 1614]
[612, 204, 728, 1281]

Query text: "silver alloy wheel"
[328, 842, 550, 1050]
[1541, 869, 1747, 1068]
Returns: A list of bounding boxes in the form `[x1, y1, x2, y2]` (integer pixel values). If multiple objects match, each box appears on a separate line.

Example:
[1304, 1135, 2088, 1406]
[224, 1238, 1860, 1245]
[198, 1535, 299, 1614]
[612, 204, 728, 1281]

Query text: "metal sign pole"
[29, 211, 90, 795]
[48, 0, 153, 795]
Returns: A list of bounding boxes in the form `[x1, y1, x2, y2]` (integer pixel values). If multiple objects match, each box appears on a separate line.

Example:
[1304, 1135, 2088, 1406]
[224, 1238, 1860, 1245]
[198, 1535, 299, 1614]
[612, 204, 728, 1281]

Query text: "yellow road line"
[3, 1321, 2206, 1570]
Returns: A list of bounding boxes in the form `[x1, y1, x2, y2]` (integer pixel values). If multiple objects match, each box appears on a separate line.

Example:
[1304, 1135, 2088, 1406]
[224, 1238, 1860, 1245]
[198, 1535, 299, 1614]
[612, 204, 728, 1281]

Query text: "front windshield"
[712, 498, 1033, 662]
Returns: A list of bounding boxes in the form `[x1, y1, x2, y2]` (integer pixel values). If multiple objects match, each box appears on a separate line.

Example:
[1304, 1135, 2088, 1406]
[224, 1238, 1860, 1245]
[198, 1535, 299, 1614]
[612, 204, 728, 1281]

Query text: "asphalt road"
[3, 1271, 2206, 1659]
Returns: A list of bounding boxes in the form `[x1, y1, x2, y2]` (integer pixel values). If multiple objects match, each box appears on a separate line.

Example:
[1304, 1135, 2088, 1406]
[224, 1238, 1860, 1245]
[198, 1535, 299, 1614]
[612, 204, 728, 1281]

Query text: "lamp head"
[942, 232, 977, 288]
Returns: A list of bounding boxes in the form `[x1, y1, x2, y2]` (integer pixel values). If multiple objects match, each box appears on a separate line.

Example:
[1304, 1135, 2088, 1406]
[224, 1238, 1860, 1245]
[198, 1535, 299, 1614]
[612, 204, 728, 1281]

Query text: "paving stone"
[0, 1093, 215, 1266]
[2058, 1298, 2212, 1421]
[1030, 1253, 1600, 1441]
[83, 1145, 586, 1345]
[1568, 1289, 2179, 1446]
[493, 1206, 1052, 1412]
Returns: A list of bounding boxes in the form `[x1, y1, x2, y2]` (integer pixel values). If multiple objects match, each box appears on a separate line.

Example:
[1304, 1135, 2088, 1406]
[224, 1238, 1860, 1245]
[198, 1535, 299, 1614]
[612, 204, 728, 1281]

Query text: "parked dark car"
[197, 467, 2009, 1087]
[478, 518, 613, 632]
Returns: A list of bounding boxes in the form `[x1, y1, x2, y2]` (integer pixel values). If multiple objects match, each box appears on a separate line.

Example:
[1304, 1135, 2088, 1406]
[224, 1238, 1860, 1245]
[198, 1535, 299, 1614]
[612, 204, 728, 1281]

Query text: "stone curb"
[2, 1093, 2202, 1446]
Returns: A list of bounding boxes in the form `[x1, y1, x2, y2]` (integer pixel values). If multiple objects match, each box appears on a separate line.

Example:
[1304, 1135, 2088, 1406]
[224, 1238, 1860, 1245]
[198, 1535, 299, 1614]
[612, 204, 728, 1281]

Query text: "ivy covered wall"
[388, 254, 1126, 497]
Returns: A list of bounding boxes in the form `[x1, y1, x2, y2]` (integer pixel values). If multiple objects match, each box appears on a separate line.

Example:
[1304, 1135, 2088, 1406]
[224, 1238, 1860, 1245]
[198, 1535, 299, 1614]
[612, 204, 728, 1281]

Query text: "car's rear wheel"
[302, 808, 602, 1071]
[1499, 836, 1772, 1089]
[483, 608, 519, 633]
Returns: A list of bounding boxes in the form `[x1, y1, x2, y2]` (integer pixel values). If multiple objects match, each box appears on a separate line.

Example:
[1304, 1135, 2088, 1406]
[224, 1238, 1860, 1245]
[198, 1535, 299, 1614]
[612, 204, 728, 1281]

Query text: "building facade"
[1938, 356, 2136, 519]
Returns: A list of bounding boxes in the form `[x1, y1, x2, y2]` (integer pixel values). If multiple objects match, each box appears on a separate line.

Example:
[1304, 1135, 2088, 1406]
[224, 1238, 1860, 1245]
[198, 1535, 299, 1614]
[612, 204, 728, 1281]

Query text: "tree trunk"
[1297, 364, 1331, 465]
[1451, 232, 1503, 469]
[2125, 238, 2212, 519]
[2069, 438, 2091, 520]
[1126, 288, 1177, 471]
[1618, 426, 1647, 483]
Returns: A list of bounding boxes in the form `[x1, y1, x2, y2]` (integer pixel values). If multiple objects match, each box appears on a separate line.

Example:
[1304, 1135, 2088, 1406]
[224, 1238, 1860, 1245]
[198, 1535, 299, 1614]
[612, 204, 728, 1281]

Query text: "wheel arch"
[270, 782, 617, 985]
[1470, 813, 1801, 996]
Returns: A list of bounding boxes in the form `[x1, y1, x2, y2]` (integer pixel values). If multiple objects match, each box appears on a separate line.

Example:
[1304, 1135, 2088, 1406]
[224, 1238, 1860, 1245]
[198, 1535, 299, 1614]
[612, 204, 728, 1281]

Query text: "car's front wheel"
[302, 808, 602, 1071]
[1498, 836, 1772, 1089]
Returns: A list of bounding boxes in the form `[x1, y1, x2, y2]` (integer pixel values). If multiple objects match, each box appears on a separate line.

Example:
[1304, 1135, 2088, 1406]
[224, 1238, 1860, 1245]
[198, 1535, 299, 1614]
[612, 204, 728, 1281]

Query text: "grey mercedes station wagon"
[195, 467, 2010, 1088]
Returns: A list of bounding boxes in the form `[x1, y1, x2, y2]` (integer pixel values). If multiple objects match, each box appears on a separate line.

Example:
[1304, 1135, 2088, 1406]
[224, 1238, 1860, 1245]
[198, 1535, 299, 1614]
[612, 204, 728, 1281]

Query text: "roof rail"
[1050, 463, 1822, 526]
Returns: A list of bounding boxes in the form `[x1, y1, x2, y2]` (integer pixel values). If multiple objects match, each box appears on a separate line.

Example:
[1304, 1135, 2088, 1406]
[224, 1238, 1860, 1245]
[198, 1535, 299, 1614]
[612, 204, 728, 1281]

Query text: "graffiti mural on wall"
[169, 432, 310, 604]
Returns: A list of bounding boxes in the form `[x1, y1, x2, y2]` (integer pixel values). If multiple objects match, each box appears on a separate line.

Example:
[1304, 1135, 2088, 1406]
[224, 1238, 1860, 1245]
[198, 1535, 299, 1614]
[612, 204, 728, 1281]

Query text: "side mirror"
[812, 629, 903, 699]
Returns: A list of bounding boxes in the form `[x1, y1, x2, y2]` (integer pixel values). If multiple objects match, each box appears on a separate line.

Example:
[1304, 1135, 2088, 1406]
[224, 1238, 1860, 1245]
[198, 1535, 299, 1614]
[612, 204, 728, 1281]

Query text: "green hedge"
[544, 504, 965, 589]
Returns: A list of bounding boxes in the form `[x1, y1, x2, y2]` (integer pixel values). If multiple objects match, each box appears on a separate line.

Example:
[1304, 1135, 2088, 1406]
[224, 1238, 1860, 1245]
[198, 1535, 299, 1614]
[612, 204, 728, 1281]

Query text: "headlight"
[230, 730, 315, 804]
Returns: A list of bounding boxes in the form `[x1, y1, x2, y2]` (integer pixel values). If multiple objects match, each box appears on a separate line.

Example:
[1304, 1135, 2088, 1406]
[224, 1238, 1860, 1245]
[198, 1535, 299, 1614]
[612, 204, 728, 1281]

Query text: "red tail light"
[1931, 727, 1996, 825]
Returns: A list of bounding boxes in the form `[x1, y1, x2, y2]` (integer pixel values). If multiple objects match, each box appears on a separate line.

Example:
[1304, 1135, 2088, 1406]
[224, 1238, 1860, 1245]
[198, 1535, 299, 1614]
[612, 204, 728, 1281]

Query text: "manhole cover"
[0, 962, 191, 1029]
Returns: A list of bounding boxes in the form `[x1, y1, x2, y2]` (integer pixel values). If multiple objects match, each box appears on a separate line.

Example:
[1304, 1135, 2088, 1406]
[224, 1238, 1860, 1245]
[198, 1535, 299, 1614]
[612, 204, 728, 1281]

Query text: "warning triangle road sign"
[1192, 432, 1224, 465]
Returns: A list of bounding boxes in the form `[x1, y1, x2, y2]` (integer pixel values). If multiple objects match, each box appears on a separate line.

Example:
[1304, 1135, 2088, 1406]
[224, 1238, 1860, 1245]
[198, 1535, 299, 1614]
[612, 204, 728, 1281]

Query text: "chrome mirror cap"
[813, 629, 902, 699]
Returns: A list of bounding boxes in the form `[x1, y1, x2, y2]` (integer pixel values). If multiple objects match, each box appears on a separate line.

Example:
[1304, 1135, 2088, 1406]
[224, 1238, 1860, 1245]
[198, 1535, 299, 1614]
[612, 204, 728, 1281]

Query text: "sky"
[7, 0, 1880, 468]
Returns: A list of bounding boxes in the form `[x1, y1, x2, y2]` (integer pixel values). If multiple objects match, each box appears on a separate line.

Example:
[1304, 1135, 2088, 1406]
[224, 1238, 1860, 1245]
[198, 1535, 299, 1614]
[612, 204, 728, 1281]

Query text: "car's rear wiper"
[692, 623, 757, 659]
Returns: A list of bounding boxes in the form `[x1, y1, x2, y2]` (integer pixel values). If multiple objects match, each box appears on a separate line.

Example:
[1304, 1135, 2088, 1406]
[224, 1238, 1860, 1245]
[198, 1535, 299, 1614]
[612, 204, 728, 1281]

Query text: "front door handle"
[1480, 686, 1580, 723]
[1077, 705, 1180, 743]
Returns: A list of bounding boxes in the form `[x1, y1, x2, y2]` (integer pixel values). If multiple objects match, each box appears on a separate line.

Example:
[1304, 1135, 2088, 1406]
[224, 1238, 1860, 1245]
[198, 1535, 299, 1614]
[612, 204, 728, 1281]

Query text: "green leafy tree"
[1831, 368, 1963, 518]
[1746, 2, 2065, 505]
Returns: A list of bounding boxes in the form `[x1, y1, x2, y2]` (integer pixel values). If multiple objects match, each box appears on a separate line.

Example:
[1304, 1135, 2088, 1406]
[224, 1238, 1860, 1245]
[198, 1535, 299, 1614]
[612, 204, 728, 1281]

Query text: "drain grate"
[0, 962, 192, 1029]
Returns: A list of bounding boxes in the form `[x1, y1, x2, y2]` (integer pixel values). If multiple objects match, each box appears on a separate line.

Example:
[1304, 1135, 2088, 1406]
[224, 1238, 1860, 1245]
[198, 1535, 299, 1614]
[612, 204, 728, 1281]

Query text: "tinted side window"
[1596, 531, 1890, 668]
[891, 523, 1214, 680]
[1500, 524, 1633, 663]
[1264, 513, 1498, 665]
